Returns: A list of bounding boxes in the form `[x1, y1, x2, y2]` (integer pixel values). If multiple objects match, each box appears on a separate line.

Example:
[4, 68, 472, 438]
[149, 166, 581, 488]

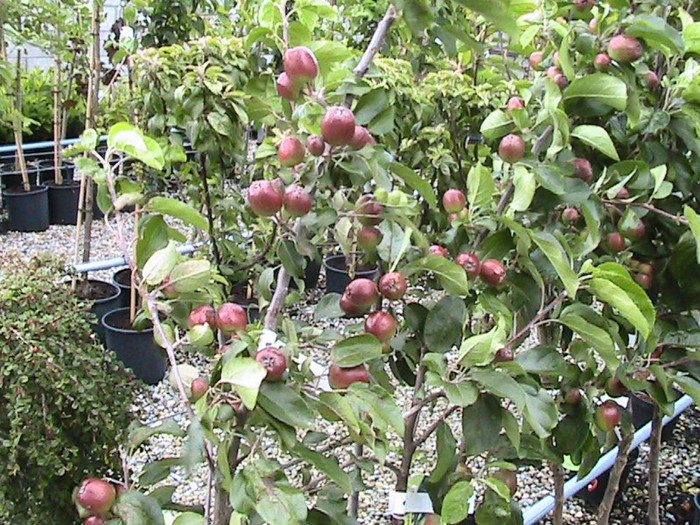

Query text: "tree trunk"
[596, 430, 634, 525]
[552, 462, 565, 525]
[647, 402, 663, 525]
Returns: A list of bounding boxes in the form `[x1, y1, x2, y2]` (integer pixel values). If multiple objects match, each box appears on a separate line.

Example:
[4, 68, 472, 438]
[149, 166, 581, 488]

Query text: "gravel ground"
[1, 216, 698, 524]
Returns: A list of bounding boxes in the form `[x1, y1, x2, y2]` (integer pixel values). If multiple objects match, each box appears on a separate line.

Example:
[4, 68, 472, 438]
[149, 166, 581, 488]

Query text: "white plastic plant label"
[387, 491, 434, 516]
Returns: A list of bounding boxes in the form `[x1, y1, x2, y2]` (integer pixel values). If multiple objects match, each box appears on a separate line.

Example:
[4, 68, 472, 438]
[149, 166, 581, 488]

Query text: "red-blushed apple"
[455, 252, 481, 279]
[565, 388, 582, 405]
[494, 347, 514, 362]
[643, 71, 659, 90]
[493, 469, 518, 495]
[606, 377, 628, 397]
[283, 184, 313, 217]
[255, 346, 287, 381]
[190, 377, 210, 401]
[552, 51, 561, 67]
[76, 479, 116, 516]
[276, 72, 299, 101]
[215, 302, 247, 333]
[498, 134, 525, 163]
[624, 219, 646, 240]
[278, 136, 305, 167]
[606, 231, 626, 253]
[562, 207, 580, 225]
[480, 259, 507, 286]
[248, 180, 284, 217]
[595, 400, 621, 431]
[349, 125, 375, 150]
[594, 53, 611, 71]
[608, 34, 643, 64]
[429, 245, 449, 258]
[340, 293, 365, 317]
[188, 304, 216, 330]
[365, 311, 397, 342]
[343, 278, 379, 310]
[283, 46, 318, 82]
[442, 189, 466, 213]
[188, 324, 214, 346]
[306, 134, 326, 156]
[529, 51, 544, 69]
[378, 272, 408, 300]
[84, 516, 106, 525]
[589, 18, 599, 31]
[328, 363, 370, 389]
[321, 106, 356, 146]
[355, 194, 384, 226]
[574, 0, 595, 10]
[506, 96, 524, 113]
[161, 276, 177, 297]
[638, 262, 654, 275]
[546, 66, 561, 80]
[357, 226, 383, 251]
[635, 272, 653, 289]
[616, 186, 630, 199]
[570, 157, 593, 183]
[553, 74, 569, 90]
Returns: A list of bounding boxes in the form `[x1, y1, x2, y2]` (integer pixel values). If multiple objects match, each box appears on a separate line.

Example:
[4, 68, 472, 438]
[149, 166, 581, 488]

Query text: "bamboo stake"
[53, 55, 62, 184]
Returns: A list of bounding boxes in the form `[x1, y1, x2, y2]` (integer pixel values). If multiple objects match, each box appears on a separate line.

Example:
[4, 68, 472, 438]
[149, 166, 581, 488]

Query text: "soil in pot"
[323, 253, 378, 294]
[101, 307, 166, 385]
[46, 180, 81, 225]
[74, 279, 121, 343]
[112, 268, 133, 309]
[4, 185, 49, 232]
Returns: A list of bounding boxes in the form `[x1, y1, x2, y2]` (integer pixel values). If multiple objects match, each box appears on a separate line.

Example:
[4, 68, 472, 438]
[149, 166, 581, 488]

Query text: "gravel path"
[1, 218, 698, 524]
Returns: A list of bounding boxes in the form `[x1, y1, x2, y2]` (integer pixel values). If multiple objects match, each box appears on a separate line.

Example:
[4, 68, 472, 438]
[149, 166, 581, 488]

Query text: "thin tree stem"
[596, 428, 634, 525]
[552, 462, 565, 525]
[647, 403, 663, 525]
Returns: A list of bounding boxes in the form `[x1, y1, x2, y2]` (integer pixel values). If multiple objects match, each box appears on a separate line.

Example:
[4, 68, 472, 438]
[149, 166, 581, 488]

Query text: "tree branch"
[350, 5, 399, 82]
[505, 291, 567, 349]
[596, 423, 634, 525]
[413, 406, 459, 449]
[603, 199, 689, 225]
[647, 402, 663, 525]
[552, 462, 565, 525]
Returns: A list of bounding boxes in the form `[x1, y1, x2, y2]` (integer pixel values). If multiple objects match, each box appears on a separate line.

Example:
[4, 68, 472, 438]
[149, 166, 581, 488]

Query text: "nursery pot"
[112, 268, 133, 309]
[101, 307, 166, 385]
[631, 392, 678, 442]
[75, 279, 121, 342]
[323, 254, 379, 294]
[692, 491, 700, 525]
[45, 180, 81, 225]
[575, 448, 639, 507]
[275, 257, 323, 291]
[4, 185, 49, 232]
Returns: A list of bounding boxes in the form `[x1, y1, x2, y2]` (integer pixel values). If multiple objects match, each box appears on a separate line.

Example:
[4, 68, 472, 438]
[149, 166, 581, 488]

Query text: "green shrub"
[0, 256, 133, 525]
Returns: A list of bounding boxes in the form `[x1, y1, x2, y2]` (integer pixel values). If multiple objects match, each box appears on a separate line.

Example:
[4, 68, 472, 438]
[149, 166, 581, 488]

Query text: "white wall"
[7, 1, 122, 70]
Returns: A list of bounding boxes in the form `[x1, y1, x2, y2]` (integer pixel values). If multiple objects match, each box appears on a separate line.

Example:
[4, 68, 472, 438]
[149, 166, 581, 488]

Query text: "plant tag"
[387, 491, 434, 516]
[258, 328, 279, 349]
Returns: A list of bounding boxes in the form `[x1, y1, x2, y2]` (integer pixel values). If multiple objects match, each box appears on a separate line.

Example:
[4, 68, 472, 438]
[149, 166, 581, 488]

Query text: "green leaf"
[424, 295, 467, 353]
[314, 293, 344, 320]
[142, 241, 178, 286]
[515, 346, 568, 376]
[627, 14, 684, 56]
[522, 386, 558, 439]
[401, 256, 469, 296]
[429, 422, 457, 483]
[391, 162, 438, 210]
[146, 197, 209, 231]
[291, 444, 353, 493]
[563, 74, 628, 111]
[444, 381, 479, 407]
[330, 334, 382, 367]
[511, 165, 535, 212]
[672, 374, 700, 406]
[588, 262, 655, 339]
[113, 490, 165, 525]
[530, 232, 579, 298]
[684, 206, 700, 263]
[480, 109, 514, 140]
[220, 357, 267, 409]
[441, 480, 474, 524]
[472, 369, 526, 409]
[354, 89, 388, 126]
[462, 395, 502, 456]
[453, 0, 519, 37]
[278, 240, 304, 278]
[172, 513, 205, 525]
[169, 260, 211, 293]
[467, 163, 497, 209]
[128, 420, 184, 449]
[458, 319, 507, 366]
[559, 305, 618, 369]
[108, 123, 165, 170]
[571, 125, 619, 161]
[258, 382, 315, 429]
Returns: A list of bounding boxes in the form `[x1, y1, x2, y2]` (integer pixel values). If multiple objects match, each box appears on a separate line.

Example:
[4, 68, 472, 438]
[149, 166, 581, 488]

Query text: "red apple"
[190, 377, 210, 401]
[570, 157, 593, 183]
[188, 304, 217, 330]
[340, 293, 366, 317]
[506, 96, 524, 113]
[255, 346, 287, 381]
[529, 51, 544, 70]
[552, 51, 561, 67]
[343, 278, 379, 310]
[76, 479, 116, 516]
[357, 226, 383, 251]
[574, 0, 595, 10]
[84, 516, 106, 525]
[442, 189, 466, 213]
[493, 469, 518, 495]
[595, 400, 621, 431]
[546, 66, 561, 80]
[638, 262, 654, 275]
[365, 311, 397, 342]
[494, 347, 514, 362]
[608, 34, 643, 64]
[321, 106, 356, 146]
[565, 388, 582, 405]
[283, 46, 318, 83]
[306, 134, 326, 156]
[278, 137, 305, 167]
[356, 194, 384, 226]
[635, 272, 653, 289]
[248, 180, 284, 217]
[455, 252, 481, 279]
[553, 74, 569, 90]
[498, 134, 525, 164]
[429, 245, 449, 258]
[378, 272, 408, 300]
[349, 125, 375, 150]
[589, 18, 599, 31]
[283, 184, 313, 217]
[594, 53, 611, 71]
[606, 377, 628, 397]
[625, 220, 646, 240]
[643, 71, 659, 90]
[215, 302, 247, 333]
[616, 186, 630, 199]
[606, 232, 626, 253]
[328, 363, 370, 389]
[276, 72, 299, 101]
[562, 207, 580, 224]
[480, 259, 507, 286]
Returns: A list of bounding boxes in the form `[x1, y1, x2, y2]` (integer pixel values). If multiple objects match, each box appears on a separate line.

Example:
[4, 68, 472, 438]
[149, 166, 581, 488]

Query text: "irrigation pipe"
[522, 394, 695, 525]
[73, 244, 197, 274]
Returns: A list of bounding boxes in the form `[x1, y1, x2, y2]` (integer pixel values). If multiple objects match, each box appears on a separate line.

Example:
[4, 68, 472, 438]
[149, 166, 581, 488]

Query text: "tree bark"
[647, 402, 663, 525]
[552, 462, 565, 525]
[596, 430, 634, 525]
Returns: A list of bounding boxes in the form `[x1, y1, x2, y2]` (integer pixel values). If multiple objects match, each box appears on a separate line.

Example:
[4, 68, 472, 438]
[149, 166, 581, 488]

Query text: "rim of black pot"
[113, 267, 132, 285]
[323, 253, 378, 274]
[77, 279, 121, 305]
[44, 179, 81, 188]
[3, 184, 48, 196]
[101, 307, 153, 334]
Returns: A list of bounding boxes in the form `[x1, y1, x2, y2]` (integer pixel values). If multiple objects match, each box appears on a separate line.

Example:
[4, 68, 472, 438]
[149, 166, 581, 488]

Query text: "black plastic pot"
[631, 392, 678, 442]
[575, 448, 639, 507]
[692, 491, 700, 525]
[4, 185, 49, 232]
[323, 254, 378, 294]
[277, 258, 323, 291]
[75, 279, 121, 342]
[101, 308, 166, 385]
[112, 268, 133, 309]
[46, 180, 81, 225]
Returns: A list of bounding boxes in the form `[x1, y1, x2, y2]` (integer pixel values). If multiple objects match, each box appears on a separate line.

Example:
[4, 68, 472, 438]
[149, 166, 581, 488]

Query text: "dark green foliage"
[0, 256, 133, 525]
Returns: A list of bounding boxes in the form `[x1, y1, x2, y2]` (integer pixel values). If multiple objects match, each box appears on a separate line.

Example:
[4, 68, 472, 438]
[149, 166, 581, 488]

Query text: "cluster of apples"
[74, 478, 124, 525]
[564, 386, 623, 433]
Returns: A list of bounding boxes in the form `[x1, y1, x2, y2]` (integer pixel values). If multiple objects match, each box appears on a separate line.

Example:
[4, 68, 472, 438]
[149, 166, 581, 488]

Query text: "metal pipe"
[522, 395, 695, 524]
[0, 135, 107, 155]
[73, 244, 197, 273]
